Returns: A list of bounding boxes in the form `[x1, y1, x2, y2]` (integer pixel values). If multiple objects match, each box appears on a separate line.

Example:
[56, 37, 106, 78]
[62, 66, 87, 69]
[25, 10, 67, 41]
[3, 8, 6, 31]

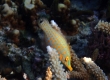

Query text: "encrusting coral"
[95, 20, 110, 34]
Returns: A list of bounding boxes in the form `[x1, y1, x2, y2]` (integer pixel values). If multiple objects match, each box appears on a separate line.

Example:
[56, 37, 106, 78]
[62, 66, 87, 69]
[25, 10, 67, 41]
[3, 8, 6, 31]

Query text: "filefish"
[37, 18, 73, 71]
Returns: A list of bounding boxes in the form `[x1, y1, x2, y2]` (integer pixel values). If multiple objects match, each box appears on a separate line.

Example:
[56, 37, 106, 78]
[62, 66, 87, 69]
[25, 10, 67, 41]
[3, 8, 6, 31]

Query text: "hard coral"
[45, 67, 52, 80]
[95, 20, 110, 34]
[82, 57, 108, 80]
[88, 21, 110, 74]
[1, 3, 14, 17]
[50, 1, 94, 36]
[58, 3, 67, 12]
[24, 0, 35, 10]
[24, 0, 45, 10]
[69, 47, 89, 80]
[0, 75, 6, 80]
[47, 46, 67, 80]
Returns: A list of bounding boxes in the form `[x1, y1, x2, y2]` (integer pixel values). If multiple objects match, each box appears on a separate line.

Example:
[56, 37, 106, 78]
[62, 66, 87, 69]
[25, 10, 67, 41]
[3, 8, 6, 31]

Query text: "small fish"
[37, 18, 73, 71]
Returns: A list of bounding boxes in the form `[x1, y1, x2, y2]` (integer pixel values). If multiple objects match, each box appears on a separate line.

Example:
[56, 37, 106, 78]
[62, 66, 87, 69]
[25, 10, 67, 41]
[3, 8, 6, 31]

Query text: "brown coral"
[63, 0, 70, 7]
[35, 0, 46, 8]
[68, 46, 90, 80]
[82, 57, 107, 80]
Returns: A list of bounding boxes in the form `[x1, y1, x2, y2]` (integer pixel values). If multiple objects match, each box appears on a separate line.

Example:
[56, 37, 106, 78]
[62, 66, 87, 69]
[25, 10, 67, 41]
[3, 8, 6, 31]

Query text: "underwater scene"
[0, 0, 110, 80]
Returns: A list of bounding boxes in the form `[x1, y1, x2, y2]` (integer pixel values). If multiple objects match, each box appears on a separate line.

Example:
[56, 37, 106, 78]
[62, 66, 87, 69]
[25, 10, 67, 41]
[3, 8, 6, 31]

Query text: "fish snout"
[67, 65, 73, 71]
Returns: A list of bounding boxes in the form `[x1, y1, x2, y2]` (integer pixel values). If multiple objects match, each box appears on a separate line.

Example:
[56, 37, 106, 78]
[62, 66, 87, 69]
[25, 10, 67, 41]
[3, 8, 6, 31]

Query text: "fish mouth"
[67, 66, 73, 71]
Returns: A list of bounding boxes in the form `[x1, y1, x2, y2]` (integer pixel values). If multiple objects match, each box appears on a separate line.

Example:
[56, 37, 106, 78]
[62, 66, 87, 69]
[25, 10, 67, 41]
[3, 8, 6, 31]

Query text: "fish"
[37, 18, 73, 71]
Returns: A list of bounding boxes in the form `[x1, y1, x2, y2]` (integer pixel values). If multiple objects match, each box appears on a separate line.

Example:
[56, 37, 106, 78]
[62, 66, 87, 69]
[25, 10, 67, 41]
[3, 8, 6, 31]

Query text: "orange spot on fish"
[57, 45, 61, 49]
[38, 18, 73, 71]
[65, 57, 69, 61]
[60, 54, 63, 61]
[63, 51, 66, 54]
[50, 38, 54, 43]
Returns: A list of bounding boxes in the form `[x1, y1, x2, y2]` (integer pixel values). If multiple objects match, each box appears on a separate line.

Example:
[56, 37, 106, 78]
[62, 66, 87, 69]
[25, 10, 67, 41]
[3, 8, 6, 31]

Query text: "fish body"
[37, 18, 73, 71]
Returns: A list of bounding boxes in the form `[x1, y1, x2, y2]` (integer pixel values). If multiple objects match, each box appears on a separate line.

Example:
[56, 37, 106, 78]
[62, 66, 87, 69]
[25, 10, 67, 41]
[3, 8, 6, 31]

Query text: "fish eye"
[39, 19, 43, 23]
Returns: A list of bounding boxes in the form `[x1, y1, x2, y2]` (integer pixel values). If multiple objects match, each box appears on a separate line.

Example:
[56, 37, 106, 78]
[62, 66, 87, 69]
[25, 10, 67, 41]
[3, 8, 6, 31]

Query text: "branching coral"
[68, 47, 90, 80]
[0, 75, 6, 80]
[50, 1, 81, 36]
[88, 21, 110, 73]
[82, 57, 108, 80]
[0, 0, 109, 80]
[45, 67, 52, 80]
[95, 20, 110, 34]
[50, 20, 63, 35]
[47, 46, 68, 80]
[7, 43, 22, 62]
[35, 0, 46, 8]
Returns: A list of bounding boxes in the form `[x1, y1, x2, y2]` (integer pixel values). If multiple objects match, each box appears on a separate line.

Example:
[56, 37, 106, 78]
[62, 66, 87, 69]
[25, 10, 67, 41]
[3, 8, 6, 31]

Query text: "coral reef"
[45, 67, 52, 80]
[88, 20, 110, 74]
[70, 0, 103, 10]
[0, 0, 109, 80]
[95, 20, 110, 34]
[47, 46, 68, 80]
[68, 47, 90, 80]
[82, 57, 108, 80]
